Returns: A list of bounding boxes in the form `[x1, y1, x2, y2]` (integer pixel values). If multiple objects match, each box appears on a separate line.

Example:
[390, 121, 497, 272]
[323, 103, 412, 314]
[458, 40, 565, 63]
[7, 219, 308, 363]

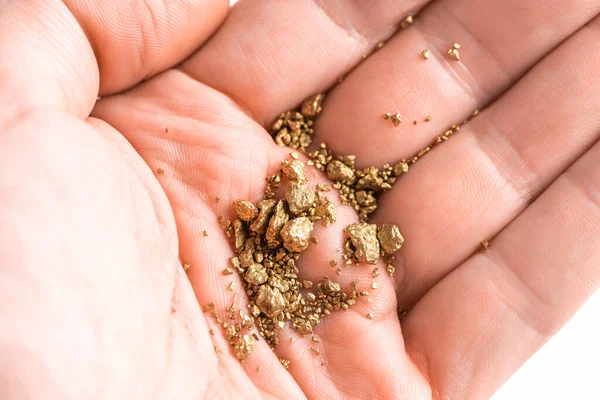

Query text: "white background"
[228, 1, 599, 398]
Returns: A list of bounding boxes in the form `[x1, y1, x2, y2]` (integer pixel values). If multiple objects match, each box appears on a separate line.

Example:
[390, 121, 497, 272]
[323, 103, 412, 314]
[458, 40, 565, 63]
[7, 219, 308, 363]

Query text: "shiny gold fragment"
[281, 159, 308, 184]
[377, 224, 405, 254]
[233, 335, 255, 361]
[266, 200, 289, 247]
[301, 93, 325, 118]
[233, 200, 259, 222]
[314, 198, 336, 226]
[345, 222, 380, 265]
[285, 183, 316, 215]
[250, 199, 276, 234]
[245, 263, 268, 285]
[255, 285, 285, 318]
[280, 217, 314, 252]
[326, 160, 355, 182]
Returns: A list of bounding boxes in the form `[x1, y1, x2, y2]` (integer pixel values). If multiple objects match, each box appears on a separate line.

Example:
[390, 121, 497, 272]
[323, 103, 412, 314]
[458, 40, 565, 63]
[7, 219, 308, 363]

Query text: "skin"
[0, 0, 599, 398]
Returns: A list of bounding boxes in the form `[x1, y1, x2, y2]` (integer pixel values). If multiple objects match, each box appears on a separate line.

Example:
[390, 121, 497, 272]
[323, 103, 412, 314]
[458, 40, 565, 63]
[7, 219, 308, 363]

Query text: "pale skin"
[0, 0, 599, 398]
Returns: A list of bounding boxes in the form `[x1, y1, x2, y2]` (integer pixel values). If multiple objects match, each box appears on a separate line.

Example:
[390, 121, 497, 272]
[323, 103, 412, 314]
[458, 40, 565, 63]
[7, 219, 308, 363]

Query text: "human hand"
[1, 0, 599, 399]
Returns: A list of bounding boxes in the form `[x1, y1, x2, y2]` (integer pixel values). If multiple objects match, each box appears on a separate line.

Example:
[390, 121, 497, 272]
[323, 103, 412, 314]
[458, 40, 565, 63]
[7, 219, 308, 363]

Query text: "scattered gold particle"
[386, 264, 396, 277]
[280, 359, 291, 369]
[303, 280, 313, 289]
[209, 329, 215, 336]
[480, 240, 490, 251]
[400, 15, 413, 29]
[376, 41, 385, 49]
[447, 48, 460, 61]
[366, 312, 375, 320]
[214, 346, 220, 354]
[223, 267, 234, 275]
[330, 259, 338, 267]
[203, 230, 209, 237]
[156, 168, 165, 175]
[425, 115, 432, 122]
[291, 152, 299, 160]
[310, 237, 318, 245]
[257, 366, 261, 372]
[203, 303, 215, 312]
[312, 336, 321, 343]
[171, 305, 177, 313]
[453, 42, 461, 49]
[183, 263, 191, 273]
[421, 49, 431, 60]
[336, 268, 342, 275]
[233, 335, 255, 361]
[371, 282, 379, 290]
[383, 112, 402, 127]
[165, 128, 170, 134]
[472, 109, 480, 117]
[367, 298, 374, 304]
[310, 347, 321, 356]
[215, 196, 221, 203]
[271, 94, 324, 151]
[372, 268, 380, 278]
[228, 282, 235, 291]
[301, 93, 325, 118]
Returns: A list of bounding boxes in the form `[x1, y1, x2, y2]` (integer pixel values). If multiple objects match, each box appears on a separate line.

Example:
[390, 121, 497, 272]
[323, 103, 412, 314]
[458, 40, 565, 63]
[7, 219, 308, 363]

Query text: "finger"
[401, 137, 600, 400]
[181, 0, 430, 124]
[375, 15, 600, 309]
[314, 0, 600, 166]
[66, 0, 229, 94]
[93, 71, 429, 398]
[0, 0, 228, 122]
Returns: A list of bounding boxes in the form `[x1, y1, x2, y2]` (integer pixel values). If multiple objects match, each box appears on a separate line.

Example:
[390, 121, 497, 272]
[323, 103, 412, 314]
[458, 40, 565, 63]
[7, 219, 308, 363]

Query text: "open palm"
[1, 0, 599, 399]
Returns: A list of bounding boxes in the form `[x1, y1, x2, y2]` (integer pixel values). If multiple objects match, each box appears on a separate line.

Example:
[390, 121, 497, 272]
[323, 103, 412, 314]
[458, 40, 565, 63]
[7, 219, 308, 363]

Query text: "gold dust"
[372, 267, 380, 278]
[183, 263, 191, 273]
[366, 312, 375, 320]
[156, 168, 165, 175]
[425, 115, 432, 122]
[165, 128, 170, 134]
[480, 240, 490, 251]
[453, 42, 461, 49]
[336, 268, 342, 275]
[280, 359, 291, 369]
[421, 49, 430, 60]
[215, 196, 221, 203]
[386, 264, 396, 277]
[371, 282, 378, 290]
[228, 282, 235, 291]
[400, 15, 413, 29]
[310, 347, 321, 356]
[203, 230, 209, 237]
[291, 152, 299, 160]
[312, 336, 321, 343]
[376, 41, 385, 49]
[310, 237, 318, 245]
[447, 48, 460, 61]
[209, 329, 215, 336]
[257, 366, 261, 372]
[329, 259, 338, 267]
[383, 112, 402, 127]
